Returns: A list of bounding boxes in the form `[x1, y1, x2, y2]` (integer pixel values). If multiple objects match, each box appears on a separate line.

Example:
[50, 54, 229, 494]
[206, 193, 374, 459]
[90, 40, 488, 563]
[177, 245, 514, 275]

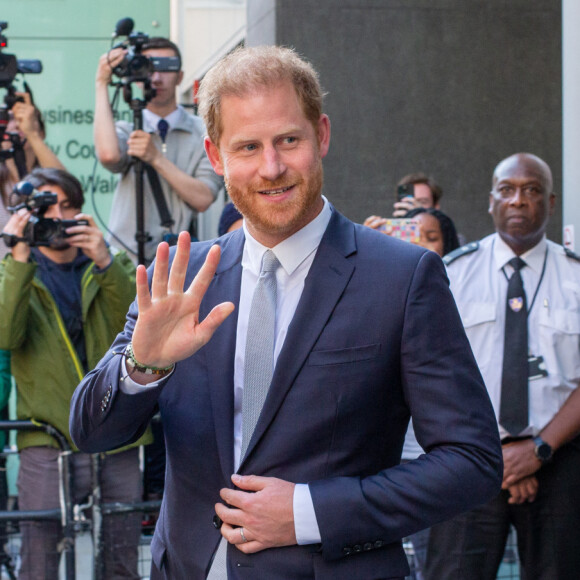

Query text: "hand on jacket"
[216, 474, 297, 553]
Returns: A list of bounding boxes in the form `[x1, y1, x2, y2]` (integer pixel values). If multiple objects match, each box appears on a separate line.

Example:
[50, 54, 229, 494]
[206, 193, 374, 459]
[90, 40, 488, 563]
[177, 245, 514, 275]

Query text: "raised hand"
[131, 232, 235, 376]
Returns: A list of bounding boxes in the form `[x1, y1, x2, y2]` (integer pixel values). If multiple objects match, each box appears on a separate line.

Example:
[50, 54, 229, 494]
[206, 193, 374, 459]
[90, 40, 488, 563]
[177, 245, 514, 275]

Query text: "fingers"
[151, 241, 170, 302]
[230, 474, 267, 492]
[363, 216, 388, 230]
[215, 502, 244, 529]
[135, 264, 152, 312]
[197, 302, 235, 343]
[166, 232, 191, 295]
[183, 243, 220, 301]
[507, 476, 538, 504]
[218, 521, 264, 554]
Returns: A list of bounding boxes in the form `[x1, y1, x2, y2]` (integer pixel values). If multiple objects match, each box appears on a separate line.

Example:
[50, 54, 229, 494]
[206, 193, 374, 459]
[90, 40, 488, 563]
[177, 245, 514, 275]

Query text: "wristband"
[125, 342, 175, 375]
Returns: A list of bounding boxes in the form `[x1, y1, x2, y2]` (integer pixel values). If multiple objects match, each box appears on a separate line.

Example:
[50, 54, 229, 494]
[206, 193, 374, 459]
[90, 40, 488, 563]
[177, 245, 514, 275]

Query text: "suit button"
[353, 544, 362, 553]
[374, 540, 384, 548]
[363, 542, 373, 551]
[343, 547, 352, 556]
[212, 515, 222, 529]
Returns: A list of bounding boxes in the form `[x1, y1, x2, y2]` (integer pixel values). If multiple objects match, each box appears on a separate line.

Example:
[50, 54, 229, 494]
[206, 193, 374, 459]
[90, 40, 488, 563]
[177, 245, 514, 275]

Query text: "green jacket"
[0, 350, 12, 451]
[0, 251, 151, 451]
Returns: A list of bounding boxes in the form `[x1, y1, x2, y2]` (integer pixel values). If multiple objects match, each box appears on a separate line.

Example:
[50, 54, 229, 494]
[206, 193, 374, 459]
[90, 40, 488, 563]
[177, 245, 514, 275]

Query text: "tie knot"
[508, 257, 526, 272]
[260, 250, 280, 274]
[157, 119, 169, 141]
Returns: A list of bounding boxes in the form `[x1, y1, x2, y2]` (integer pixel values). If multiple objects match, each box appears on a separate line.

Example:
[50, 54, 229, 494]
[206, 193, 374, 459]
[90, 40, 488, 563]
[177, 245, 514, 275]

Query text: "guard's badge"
[509, 297, 524, 312]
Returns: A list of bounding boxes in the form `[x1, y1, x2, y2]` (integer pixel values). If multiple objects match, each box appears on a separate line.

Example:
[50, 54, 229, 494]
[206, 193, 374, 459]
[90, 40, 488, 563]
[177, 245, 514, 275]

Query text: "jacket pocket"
[307, 344, 381, 366]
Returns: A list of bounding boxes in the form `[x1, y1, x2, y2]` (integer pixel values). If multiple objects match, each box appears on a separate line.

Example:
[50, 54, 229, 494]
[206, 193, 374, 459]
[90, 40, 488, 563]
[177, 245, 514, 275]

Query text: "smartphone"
[397, 184, 414, 201]
[378, 218, 420, 244]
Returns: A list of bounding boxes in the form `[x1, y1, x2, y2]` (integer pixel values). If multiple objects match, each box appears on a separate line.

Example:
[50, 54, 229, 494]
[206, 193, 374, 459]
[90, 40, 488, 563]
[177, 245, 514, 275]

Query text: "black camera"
[2, 181, 88, 248]
[0, 22, 42, 96]
[111, 20, 180, 83]
[0, 22, 42, 146]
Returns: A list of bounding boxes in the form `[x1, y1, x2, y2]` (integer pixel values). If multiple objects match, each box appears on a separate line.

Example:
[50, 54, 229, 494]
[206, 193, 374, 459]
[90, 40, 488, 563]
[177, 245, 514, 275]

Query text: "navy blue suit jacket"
[70, 208, 502, 579]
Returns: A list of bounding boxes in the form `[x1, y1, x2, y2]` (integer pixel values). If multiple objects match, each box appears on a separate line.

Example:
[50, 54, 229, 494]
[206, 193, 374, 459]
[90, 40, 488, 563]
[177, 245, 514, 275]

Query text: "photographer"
[0, 168, 148, 580]
[1, 92, 65, 259]
[94, 37, 223, 264]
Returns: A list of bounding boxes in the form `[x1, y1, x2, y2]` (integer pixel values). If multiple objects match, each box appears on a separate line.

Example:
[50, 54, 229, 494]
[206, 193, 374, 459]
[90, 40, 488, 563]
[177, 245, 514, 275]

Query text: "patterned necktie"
[500, 256, 529, 435]
[241, 250, 280, 460]
[157, 119, 169, 153]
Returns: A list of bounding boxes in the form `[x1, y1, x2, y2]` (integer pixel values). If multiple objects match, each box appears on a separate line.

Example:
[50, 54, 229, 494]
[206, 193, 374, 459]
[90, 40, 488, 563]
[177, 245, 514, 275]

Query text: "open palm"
[131, 232, 235, 369]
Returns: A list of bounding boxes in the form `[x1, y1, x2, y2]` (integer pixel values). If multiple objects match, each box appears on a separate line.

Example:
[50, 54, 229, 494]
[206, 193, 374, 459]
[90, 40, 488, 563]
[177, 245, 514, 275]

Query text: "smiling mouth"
[258, 185, 293, 196]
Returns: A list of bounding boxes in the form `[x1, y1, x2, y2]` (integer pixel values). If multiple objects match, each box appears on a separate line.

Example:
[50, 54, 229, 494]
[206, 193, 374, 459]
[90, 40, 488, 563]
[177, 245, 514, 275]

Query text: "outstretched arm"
[70, 231, 235, 449]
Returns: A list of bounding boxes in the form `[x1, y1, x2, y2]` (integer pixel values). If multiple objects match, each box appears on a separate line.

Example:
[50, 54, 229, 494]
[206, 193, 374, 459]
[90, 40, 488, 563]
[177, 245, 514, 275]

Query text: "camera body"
[0, 22, 42, 144]
[0, 22, 42, 91]
[3, 181, 87, 248]
[113, 31, 180, 82]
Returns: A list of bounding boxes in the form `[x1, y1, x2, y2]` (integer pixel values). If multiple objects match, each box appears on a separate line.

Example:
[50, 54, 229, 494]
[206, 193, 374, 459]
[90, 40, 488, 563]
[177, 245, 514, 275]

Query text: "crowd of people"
[0, 37, 578, 580]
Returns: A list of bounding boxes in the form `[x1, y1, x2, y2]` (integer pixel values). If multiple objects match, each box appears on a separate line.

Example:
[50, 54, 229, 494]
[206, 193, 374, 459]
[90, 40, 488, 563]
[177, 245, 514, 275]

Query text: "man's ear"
[317, 114, 331, 159]
[204, 137, 224, 176]
[548, 192, 556, 216]
[488, 192, 494, 215]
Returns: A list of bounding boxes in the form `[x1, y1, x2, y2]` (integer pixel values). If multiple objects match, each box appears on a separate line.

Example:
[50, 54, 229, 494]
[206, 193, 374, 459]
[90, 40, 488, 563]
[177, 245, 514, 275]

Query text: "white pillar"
[562, 0, 580, 250]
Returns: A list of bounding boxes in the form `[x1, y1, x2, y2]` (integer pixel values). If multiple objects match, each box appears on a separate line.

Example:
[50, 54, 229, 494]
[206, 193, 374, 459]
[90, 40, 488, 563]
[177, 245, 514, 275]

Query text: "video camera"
[111, 18, 180, 83]
[2, 181, 88, 248]
[0, 21, 42, 164]
[0, 21, 42, 107]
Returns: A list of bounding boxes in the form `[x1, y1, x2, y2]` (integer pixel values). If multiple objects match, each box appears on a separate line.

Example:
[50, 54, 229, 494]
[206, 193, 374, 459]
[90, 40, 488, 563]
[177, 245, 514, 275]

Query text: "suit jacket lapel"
[239, 209, 357, 467]
[202, 231, 244, 482]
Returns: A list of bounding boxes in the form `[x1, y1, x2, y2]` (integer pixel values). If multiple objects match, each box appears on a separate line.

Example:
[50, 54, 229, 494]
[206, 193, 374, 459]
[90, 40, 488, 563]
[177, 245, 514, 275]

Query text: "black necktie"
[157, 119, 169, 153]
[500, 257, 528, 435]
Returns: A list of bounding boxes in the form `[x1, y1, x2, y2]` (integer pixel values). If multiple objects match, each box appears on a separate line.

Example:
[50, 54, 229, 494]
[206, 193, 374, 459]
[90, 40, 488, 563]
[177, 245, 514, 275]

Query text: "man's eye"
[244, 144, 257, 152]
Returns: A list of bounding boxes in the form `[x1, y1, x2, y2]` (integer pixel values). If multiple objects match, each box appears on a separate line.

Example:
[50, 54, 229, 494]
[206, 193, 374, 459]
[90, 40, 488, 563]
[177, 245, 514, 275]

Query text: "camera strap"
[143, 163, 174, 230]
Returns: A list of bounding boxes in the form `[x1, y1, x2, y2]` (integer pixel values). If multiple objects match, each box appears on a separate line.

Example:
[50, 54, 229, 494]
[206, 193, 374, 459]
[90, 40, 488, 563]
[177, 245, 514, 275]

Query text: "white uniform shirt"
[446, 233, 580, 439]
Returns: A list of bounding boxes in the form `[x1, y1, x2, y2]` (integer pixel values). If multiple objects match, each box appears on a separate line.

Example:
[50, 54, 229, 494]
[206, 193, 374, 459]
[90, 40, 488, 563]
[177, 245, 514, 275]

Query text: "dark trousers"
[423, 436, 580, 580]
[17, 446, 142, 580]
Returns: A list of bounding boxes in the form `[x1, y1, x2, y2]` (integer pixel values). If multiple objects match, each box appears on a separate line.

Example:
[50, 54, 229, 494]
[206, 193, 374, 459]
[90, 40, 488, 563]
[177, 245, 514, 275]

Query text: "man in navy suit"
[70, 45, 502, 579]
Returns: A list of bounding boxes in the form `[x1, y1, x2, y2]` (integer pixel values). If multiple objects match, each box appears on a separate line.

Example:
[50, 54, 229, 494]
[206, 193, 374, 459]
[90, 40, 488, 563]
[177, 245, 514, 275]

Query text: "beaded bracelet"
[125, 342, 175, 375]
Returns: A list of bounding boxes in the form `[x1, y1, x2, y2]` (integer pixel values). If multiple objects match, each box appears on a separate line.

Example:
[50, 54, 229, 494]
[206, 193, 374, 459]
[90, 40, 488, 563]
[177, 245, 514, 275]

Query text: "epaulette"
[564, 247, 580, 262]
[442, 241, 480, 266]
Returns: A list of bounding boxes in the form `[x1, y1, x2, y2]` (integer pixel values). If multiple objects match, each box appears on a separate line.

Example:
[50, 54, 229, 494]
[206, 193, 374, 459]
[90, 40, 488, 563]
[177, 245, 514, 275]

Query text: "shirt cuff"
[119, 355, 174, 394]
[293, 483, 321, 545]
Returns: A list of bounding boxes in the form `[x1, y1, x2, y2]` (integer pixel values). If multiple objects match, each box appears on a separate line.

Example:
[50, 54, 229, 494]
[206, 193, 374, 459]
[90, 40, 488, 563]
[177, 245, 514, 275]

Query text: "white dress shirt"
[447, 233, 580, 439]
[142, 107, 181, 132]
[122, 197, 332, 544]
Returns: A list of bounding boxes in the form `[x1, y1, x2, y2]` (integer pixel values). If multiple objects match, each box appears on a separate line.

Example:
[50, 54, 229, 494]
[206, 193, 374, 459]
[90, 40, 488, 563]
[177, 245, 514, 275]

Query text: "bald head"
[492, 153, 553, 193]
[489, 152, 556, 255]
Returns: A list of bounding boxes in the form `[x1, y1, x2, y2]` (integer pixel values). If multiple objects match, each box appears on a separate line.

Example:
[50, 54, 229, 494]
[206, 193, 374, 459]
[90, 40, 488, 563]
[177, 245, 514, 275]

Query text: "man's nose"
[259, 146, 286, 181]
[510, 188, 527, 206]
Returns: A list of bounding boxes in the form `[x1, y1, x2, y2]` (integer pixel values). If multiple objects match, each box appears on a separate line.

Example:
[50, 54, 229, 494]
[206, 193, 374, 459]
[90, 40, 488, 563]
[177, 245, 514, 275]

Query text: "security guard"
[424, 153, 580, 580]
